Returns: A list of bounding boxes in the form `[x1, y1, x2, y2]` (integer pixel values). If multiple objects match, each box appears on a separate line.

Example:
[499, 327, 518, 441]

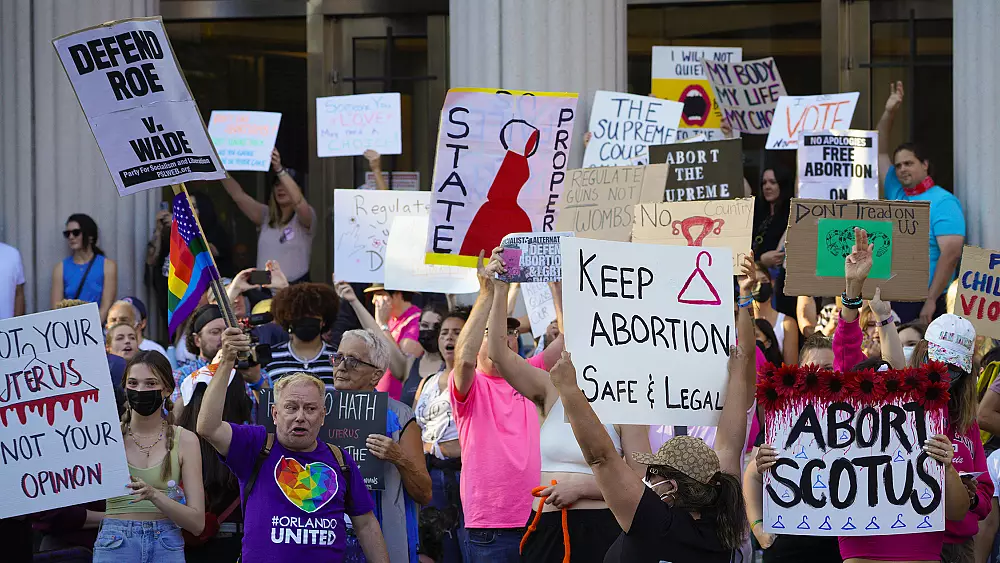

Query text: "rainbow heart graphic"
[274, 456, 339, 513]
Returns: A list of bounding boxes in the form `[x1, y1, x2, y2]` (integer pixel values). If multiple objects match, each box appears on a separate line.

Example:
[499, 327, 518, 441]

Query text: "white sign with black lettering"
[522, 282, 557, 341]
[53, 17, 224, 196]
[797, 130, 879, 200]
[561, 238, 734, 425]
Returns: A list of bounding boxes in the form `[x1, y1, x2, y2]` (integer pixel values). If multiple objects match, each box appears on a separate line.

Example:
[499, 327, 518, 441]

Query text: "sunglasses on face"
[63, 229, 82, 239]
[331, 352, 378, 371]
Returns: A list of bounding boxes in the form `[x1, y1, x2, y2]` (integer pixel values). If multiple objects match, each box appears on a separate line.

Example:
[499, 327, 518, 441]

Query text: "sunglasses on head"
[331, 352, 378, 371]
[63, 229, 82, 239]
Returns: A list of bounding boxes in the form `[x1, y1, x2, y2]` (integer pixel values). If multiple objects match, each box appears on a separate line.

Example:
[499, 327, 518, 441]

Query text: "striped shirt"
[264, 342, 336, 386]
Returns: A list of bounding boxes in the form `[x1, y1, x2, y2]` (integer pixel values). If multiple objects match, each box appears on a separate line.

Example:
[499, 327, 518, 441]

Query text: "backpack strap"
[325, 442, 351, 499]
[244, 433, 276, 503]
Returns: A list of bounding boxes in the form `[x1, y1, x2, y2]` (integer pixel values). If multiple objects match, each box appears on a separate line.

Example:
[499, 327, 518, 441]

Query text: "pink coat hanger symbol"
[677, 251, 722, 306]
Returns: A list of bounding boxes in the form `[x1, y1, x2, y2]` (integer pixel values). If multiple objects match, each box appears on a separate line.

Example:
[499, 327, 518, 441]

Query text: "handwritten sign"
[333, 190, 430, 283]
[208, 111, 281, 171]
[425, 87, 578, 267]
[765, 93, 859, 150]
[0, 304, 129, 518]
[522, 282, 557, 341]
[561, 237, 734, 425]
[702, 57, 786, 135]
[650, 46, 743, 141]
[316, 93, 401, 157]
[363, 171, 420, 191]
[783, 199, 930, 301]
[632, 198, 754, 273]
[53, 17, 225, 196]
[762, 368, 946, 536]
[498, 232, 572, 283]
[797, 130, 878, 200]
[956, 246, 1000, 339]
[258, 389, 388, 490]
[648, 139, 745, 202]
[384, 215, 479, 294]
[555, 164, 668, 242]
[582, 91, 682, 168]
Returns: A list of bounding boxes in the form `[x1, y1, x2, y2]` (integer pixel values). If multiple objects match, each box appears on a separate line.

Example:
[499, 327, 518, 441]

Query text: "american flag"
[167, 193, 216, 335]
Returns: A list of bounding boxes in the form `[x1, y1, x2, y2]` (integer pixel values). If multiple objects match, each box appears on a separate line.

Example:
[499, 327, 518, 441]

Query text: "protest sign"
[522, 282, 557, 341]
[761, 364, 947, 536]
[766, 93, 860, 150]
[701, 57, 786, 135]
[258, 389, 387, 490]
[0, 304, 129, 518]
[783, 199, 930, 300]
[648, 139, 745, 202]
[53, 17, 225, 196]
[561, 238, 734, 425]
[208, 111, 281, 171]
[582, 91, 682, 168]
[384, 215, 479, 294]
[333, 189, 430, 283]
[425, 87, 578, 267]
[498, 232, 572, 283]
[316, 93, 401, 157]
[797, 130, 878, 200]
[555, 164, 668, 242]
[650, 46, 743, 141]
[363, 171, 420, 191]
[956, 246, 1000, 339]
[631, 198, 754, 273]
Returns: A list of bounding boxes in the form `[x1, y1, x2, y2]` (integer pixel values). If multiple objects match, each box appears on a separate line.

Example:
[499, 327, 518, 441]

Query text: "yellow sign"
[650, 46, 742, 138]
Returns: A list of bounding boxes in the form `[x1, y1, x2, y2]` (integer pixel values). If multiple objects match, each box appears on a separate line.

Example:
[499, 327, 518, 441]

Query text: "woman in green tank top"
[95, 351, 205, 562]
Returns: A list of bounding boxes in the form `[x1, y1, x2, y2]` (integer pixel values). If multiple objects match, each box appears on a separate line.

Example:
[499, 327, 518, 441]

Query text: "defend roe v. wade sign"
[561, 238, 734, 426]
[53, 17, 225, 196]
[761, 364, 947, 536]
[0, 304, 129, 519]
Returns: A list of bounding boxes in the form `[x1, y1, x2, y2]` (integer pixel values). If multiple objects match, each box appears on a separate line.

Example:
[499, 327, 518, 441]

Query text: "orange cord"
[519, 479, 571, 563]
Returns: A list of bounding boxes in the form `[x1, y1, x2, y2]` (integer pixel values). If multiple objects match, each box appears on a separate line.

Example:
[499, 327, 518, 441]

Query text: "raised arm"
[869, 287, 905, 368]
[99, 258, 118, 324]
[540, 280, 566, 371]
[877, 82, 903, 194]
[271, 148, 313, 230]
[796, 295, 818, 337]
[335, 280, 408, 378]
[452, 252, 494, 399]
[195, 327, 249, 456]
[365, 150, 388, 190]
[221, 175, 267, 226]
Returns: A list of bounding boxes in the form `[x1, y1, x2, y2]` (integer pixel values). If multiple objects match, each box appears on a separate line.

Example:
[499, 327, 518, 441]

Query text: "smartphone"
[248, 270, 271, 286]
[159, 201, 170, 212]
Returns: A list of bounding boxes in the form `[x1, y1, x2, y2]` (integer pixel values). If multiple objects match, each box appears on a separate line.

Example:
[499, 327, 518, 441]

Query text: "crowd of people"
[2, 81, 999, 563]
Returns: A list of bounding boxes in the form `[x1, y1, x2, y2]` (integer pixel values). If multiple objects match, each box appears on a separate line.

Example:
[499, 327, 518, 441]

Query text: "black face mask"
[418, 326, 440, 354]
[290, 318, 323, 342]
[127, 389, 164, 417]
[947, 366, 968, 390]
[753, 282, 773, 303]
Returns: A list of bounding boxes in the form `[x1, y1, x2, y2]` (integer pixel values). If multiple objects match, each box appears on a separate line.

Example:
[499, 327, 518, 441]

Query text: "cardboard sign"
[762, 369, 946, 536]
[208, 111, 281, 171]
[766, 93, 860, 150]
[631, 198, 754, 273]
[797, 130, 878, 200]
[783, 199, 930, 300]
[498, 232, 572, 283]
[648, 139, 745, 202]
[333, 190, 431, 283]
[258, 389, 388, 490]
[702, 57, 787, 135]
[384, 215, 479, 294]
[582, 91, 682, 168]
[363, 171, 420, 191]
[555, 164, 668, 242]
[316, 93, 402, 157]
[956, 246, 1000, 339]
[650, 46, 743, 141]
[522, 282, 557, 340]
[53, 17, 225, 196]
[425, 87, 578, 267]
[0, 304, 129, 518]
[561, 238, 734, 425]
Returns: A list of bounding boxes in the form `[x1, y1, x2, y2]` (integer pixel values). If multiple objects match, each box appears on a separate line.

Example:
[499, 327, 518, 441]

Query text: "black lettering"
[827, 402, 855, 448]
[786, 404, 826, 451]
[912, 451, 941, 514]
[852, 455, 890, 507]
[829, 458, 858, 509]
[800, 459, 827, 508]
[765, 459, 801, 508]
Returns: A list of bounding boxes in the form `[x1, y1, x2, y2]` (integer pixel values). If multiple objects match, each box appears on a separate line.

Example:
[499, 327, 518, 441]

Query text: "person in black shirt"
[549, 255, 759, 563]
[264, 283, 339, 386]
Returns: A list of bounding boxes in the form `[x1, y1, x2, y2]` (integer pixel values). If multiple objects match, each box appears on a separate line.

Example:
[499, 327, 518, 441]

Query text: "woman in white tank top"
[752, 265, 800, 364]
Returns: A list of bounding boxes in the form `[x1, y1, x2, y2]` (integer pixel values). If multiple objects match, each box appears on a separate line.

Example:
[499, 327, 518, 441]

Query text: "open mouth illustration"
[679, 84, 710, 127]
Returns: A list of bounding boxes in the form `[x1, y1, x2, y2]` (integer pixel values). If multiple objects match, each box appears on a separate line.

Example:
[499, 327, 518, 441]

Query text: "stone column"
[954, 0, 1000, 248]
[0, 0, 159, 316]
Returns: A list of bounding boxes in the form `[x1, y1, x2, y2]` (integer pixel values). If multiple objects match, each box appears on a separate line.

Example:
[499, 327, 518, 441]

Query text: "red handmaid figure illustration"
[459, 120, 538, 257]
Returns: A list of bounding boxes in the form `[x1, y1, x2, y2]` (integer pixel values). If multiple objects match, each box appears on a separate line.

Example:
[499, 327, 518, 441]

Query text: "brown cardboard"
[631, 197, 754, 273]
[955, 245, 1000, 339]
[555, 164, 668, 242]
[783, 199, 930, 301]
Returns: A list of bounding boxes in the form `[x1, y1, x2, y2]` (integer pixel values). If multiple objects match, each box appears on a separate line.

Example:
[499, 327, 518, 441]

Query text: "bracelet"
[751, 518, 763, 529]
[737, 294, 754, 304]
[738, 300, 753, 309]
[276, 168, 288, 177]
[877, 316, 894, 327]
[841, 292, 864, 310]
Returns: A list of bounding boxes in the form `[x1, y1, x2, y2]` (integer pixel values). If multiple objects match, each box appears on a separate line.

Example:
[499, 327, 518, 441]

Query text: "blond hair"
[273, 372, 326, 404]
[54, 299, 88, 309]
[105, 322, 137, 347]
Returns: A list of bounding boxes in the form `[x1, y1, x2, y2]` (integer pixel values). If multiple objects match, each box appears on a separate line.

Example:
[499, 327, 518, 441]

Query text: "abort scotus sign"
[53, 17, 225, 196]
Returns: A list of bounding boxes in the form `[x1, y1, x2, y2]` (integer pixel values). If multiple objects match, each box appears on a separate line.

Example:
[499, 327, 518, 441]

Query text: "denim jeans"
[464, 527, 523, 563]
[92, 519, 185, 563]
[428, 467, 469, 563]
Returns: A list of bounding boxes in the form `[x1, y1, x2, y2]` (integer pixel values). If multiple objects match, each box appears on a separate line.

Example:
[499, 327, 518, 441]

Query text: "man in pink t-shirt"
[366, 284, 422, 399]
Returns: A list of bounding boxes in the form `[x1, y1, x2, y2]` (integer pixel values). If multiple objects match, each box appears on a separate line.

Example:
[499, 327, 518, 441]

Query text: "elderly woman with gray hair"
[334, 328, 432, 563]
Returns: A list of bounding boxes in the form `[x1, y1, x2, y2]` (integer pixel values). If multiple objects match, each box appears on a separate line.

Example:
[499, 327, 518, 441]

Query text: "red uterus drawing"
[672, 216, 725, 246]
[459, 120, 538, 257]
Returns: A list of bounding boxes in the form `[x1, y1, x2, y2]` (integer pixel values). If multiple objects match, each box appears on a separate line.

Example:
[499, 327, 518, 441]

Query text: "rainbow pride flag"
[167, 192, 217, 335]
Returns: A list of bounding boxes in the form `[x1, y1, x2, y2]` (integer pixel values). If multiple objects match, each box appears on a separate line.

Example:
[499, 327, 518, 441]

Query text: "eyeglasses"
[331, 352, 379, 371]
[63, 229, 82, 239]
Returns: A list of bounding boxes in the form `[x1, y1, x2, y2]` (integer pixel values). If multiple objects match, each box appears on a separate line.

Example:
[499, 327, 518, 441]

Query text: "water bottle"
[165, 480, 186, 505]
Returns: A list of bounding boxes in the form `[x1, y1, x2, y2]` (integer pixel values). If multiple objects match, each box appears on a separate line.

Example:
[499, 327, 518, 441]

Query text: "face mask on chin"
[290, 318, 323, 342]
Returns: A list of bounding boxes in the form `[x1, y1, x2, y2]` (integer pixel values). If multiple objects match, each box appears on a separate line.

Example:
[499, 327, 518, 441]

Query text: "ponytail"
[710, 471, 748, 551]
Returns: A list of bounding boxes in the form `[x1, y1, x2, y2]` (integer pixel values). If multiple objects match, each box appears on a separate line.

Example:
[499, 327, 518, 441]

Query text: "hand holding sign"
[922, 434, 955, 466]
[366, 434, 404, 464]
[549, 351, 577, 391]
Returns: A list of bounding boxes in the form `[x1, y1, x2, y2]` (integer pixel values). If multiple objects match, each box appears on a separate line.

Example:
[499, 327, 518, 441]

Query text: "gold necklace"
[128, 421, 165, 458]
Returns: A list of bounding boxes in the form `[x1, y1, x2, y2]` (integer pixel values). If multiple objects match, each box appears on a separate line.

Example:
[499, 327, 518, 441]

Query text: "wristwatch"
[380, 324, 390, 331]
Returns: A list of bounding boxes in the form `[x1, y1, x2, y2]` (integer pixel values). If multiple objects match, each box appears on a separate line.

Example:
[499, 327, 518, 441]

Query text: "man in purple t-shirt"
[197, 328, 389, 563]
